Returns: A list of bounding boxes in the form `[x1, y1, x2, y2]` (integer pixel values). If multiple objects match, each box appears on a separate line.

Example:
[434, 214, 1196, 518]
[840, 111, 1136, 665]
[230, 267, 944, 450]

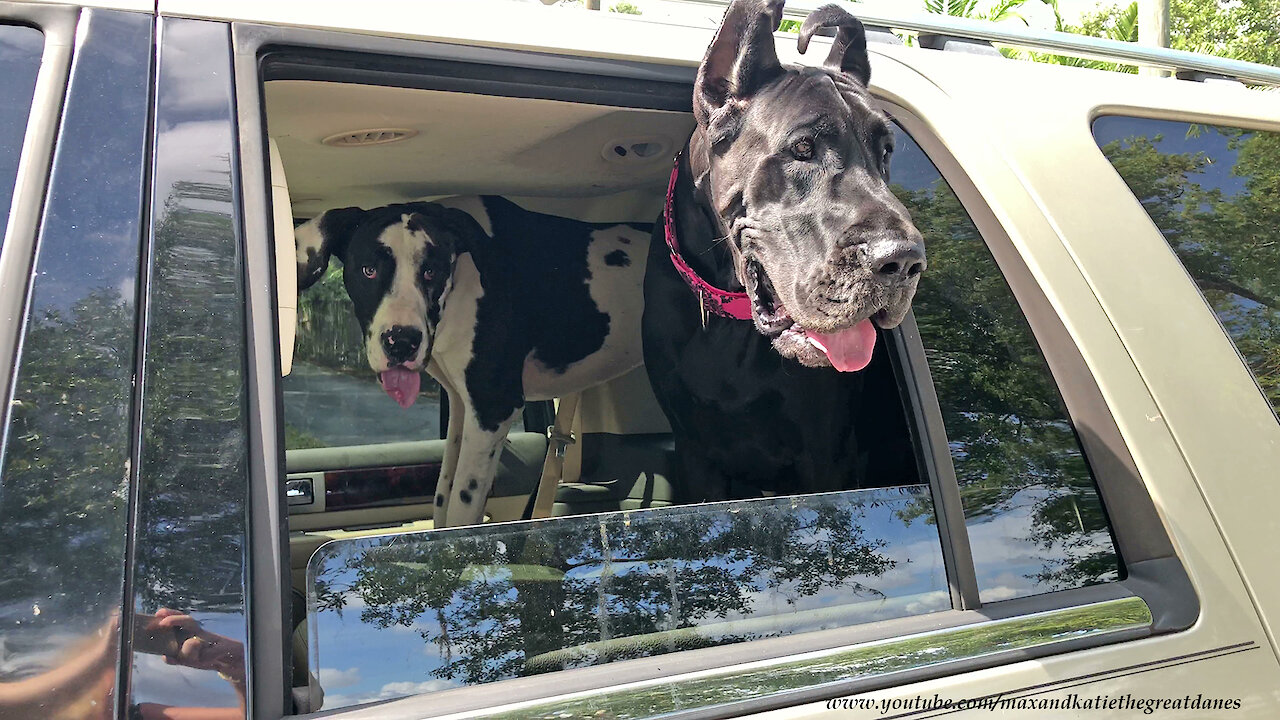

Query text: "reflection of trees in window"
[890, 172, 1118, 596]
[313, 495, 910, 688]
[133, 180, 249, 613]
[0, 289, 134, 621]
[1098, 122, 1280, 412]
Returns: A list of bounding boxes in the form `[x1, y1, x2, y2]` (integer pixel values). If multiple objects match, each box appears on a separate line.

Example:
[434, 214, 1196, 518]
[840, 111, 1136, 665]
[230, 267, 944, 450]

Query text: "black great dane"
[642, 0, 926, 501]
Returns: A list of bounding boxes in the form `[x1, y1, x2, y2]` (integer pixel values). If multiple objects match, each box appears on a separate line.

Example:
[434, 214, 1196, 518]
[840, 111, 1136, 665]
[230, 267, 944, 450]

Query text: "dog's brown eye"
[791, 137, 815, 160]
[362, 265, 377, 279]
[422, 269, 434, 282]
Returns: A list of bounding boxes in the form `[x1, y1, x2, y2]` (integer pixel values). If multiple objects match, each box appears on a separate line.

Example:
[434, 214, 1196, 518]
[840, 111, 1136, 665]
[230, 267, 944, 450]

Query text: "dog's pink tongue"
[805, 319, 877, 372]
[379, 367, 421, 409]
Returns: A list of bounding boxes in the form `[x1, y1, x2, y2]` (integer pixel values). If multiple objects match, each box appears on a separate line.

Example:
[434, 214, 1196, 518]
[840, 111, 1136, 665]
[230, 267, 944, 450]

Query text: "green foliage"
[285, 425, 327, 450]
[1031, 0, 1279, 70]
[295, 262, 369, 374]
[925, 0, 1048, 24]
[608, 1, 641, 14]
[1022, 0, 1140, 71]
[483, 598, 1151, 720]
[1169, 0, 1280, 67]
[133, 179, 252, 612]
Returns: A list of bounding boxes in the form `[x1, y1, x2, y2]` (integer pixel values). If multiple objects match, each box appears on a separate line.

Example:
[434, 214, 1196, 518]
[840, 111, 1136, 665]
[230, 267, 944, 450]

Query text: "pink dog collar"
[664, 158, 753, 324]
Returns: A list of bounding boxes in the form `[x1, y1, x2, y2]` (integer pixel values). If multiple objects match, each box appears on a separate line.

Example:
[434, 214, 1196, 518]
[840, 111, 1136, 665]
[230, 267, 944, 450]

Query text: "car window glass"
[0, 24, 43, 250]
[0, 12, 149, 712]
[307, 487, 949, 710]
[890, 126, 1121, 603]
[1094, 116, 1280, 419]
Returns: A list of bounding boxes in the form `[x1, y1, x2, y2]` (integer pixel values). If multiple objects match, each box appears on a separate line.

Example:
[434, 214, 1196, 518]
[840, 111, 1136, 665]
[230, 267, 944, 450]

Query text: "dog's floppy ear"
[695, 0, 785, 126]
[797, 4, 870, 87]
[403, 204, 485, 255]
[295, 206, 365, 291]
[437, 207, 487, 254]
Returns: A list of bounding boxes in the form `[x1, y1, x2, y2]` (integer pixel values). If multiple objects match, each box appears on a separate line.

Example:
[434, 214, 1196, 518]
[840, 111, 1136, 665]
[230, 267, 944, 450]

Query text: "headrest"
[269, 137, 297, 376]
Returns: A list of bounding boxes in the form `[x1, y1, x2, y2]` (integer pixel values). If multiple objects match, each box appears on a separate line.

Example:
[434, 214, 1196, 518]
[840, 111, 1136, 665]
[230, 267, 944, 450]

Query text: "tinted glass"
[0, 24, 42, 249]
[126, 18, 250, 717]
[308, 488, 948, 710]
[1094, 116, 1280, 416]
[889, 127, 1121, 603]
[0, 11, 149, 718]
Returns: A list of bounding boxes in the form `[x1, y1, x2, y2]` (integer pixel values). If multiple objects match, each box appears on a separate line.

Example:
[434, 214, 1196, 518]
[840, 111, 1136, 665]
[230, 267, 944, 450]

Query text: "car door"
[0, 5, 153, 719]
[214, 7, 1223, 719]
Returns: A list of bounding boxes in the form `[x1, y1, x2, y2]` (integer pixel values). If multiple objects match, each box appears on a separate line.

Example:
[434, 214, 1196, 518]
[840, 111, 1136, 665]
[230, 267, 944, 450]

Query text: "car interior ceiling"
[265, 79, 921, 697]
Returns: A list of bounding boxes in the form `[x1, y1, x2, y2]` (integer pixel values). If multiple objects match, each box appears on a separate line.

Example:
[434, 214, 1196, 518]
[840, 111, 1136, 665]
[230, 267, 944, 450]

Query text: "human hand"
[147, 609, 245, 683]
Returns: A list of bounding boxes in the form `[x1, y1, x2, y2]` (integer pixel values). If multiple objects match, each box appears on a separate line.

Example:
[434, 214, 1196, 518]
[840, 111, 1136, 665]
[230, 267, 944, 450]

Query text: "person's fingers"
[180, 634, 207, 661]
[156, 614, 200, 634]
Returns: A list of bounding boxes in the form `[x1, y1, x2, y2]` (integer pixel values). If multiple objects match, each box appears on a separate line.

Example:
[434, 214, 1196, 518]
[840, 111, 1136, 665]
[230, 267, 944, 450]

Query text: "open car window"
[292, 119, 1125, 711]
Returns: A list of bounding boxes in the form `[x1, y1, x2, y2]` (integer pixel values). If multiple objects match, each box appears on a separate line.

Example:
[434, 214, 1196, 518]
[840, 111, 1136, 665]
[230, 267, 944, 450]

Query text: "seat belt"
[531, 393, 580, 519]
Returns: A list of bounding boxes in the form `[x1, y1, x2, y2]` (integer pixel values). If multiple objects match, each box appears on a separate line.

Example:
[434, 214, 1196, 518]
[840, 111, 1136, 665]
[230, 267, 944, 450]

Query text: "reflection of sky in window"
[308, 488, 948, 710]
[0, 26, 42, 250]
[24, 18, 149, 315]
[888, 124, 946, 195]
[1093, 116, 1248, 199]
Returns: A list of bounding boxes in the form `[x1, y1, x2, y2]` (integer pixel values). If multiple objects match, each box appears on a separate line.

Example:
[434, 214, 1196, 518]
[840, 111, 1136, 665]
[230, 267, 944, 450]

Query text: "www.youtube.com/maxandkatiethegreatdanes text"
[826, 692, 1244, 714]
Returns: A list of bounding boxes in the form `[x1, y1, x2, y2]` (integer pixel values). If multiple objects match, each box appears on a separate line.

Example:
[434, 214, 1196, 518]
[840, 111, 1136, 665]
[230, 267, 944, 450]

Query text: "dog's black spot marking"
[459, 489, 473, 504]
[464, 198, 652, 431]
[617, 235, 631, 244]
[467, 478, 478, 491]
[435, 494, 444, 507]
[604, 249, 631, 267]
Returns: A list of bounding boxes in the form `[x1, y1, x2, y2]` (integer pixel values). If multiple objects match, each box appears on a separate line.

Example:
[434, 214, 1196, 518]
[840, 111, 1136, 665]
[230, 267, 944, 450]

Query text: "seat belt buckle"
[546, 425, 576, 458]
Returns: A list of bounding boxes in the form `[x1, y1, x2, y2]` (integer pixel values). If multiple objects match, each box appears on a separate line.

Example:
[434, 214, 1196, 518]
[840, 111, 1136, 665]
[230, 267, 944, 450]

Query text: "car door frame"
[227, 18, 1201, 720]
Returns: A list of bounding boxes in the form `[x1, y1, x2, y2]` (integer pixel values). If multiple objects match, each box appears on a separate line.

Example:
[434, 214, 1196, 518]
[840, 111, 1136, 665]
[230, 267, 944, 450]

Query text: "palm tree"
[1031, 0, 1140, 72]
[924, 0, 1047, 25]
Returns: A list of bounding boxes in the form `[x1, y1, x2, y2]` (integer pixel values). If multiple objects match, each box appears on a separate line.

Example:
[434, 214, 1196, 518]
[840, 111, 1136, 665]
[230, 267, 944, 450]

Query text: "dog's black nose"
[868, 237, 925, 283]
[381, 326, 423, 363]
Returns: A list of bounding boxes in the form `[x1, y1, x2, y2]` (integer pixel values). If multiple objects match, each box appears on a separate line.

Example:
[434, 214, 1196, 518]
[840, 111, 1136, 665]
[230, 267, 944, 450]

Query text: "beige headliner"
[265, 80, 694, 220]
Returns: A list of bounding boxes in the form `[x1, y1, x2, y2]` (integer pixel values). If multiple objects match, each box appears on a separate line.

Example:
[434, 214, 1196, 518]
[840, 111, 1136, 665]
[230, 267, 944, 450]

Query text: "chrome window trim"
[308, 595, 1151, 720]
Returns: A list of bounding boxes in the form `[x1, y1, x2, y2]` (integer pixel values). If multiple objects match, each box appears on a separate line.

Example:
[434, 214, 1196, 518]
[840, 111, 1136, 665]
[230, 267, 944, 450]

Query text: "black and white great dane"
[642, 1, 927, 500]
[295, 197, 650, 527]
